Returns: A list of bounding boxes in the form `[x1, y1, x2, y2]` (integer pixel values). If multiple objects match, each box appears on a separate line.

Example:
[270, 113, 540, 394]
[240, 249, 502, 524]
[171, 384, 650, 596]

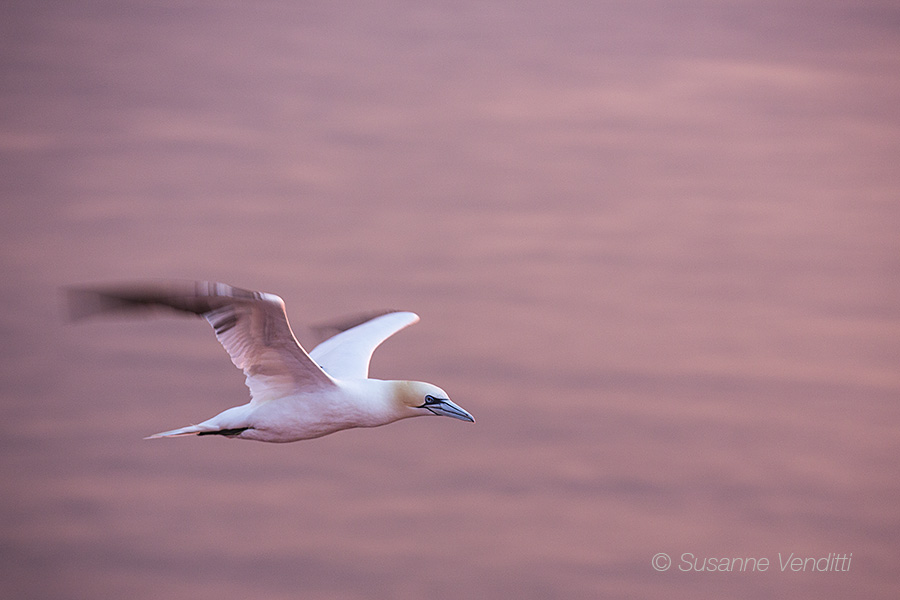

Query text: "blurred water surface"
[1, 1, 898, 598]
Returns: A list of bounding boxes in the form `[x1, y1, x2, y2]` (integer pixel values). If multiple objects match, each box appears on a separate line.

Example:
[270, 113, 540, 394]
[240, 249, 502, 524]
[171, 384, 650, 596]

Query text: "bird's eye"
[424, 394, 437, 405]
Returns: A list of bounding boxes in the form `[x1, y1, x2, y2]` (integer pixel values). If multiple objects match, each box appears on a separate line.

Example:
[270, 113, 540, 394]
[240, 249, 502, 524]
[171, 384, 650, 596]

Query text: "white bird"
[66, 281, 474, 442]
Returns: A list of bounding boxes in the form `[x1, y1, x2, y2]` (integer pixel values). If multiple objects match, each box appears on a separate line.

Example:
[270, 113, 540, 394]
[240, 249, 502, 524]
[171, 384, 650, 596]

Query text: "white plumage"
[67, 281, 473, 442]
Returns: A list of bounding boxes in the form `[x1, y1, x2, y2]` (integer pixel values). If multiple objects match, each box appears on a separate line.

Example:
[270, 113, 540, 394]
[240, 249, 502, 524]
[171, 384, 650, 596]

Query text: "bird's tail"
[145, 424, 249, 439]
[145, 424, 205, 439]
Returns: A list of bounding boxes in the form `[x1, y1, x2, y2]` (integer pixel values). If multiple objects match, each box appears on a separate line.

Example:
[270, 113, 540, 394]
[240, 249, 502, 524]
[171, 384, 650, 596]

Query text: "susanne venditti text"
[678, 552, 852, 573]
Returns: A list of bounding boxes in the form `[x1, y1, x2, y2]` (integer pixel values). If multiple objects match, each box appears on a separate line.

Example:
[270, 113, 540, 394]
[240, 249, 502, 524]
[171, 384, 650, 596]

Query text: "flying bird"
[66, 281, 474, 442]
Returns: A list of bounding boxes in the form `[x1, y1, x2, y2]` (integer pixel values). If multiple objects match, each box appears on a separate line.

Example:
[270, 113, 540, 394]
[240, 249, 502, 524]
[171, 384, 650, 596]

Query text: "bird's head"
[393, 381, 475, 423]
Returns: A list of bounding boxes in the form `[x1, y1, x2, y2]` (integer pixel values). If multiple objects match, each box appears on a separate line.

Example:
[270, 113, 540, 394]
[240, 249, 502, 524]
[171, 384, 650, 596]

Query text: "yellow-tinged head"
[392, 381, 475, 423]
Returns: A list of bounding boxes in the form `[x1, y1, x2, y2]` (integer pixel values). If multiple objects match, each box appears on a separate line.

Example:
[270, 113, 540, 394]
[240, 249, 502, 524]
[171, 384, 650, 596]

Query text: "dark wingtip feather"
[61, 280, 250, 322]
[63, 286, 134, 322]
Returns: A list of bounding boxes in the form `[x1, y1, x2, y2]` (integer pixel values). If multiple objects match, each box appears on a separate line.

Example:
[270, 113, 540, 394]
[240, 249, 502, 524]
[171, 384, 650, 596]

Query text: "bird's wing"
[309, 311, 420, 380]
[66, 281, 336, 403]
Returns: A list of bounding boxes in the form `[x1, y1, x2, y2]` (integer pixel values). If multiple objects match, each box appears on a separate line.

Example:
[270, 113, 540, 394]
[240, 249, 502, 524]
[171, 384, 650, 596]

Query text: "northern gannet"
[66, 281, 474, 442]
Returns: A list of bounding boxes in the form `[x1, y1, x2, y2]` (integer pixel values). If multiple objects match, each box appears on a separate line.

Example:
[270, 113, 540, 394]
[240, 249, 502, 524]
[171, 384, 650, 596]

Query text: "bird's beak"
[426, 398, 475, 422]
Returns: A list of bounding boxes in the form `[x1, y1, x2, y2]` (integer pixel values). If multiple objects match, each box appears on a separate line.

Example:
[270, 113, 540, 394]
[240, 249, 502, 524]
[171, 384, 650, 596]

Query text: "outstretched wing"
[309, 311, 420, 380]
[66, 280, 336, 403]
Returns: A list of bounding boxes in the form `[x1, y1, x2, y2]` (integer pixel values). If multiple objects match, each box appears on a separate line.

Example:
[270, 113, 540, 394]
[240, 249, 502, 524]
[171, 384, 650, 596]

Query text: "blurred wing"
[67, 281, 335, 403]
[309, 311, 420, 380]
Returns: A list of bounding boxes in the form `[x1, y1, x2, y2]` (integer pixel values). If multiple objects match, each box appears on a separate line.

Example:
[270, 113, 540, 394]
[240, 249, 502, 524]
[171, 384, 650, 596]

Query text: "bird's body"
[67, 281, 473, 442]
[157, 378, 436, 442]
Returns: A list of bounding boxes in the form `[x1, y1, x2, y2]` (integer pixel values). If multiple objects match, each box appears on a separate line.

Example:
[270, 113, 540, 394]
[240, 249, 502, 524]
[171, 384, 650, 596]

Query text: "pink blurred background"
[1, 1, 898, 598]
